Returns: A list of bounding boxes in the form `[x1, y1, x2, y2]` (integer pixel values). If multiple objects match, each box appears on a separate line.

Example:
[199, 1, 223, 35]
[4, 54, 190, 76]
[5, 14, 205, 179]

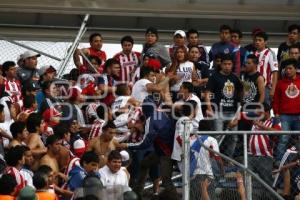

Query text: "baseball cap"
[174, 30, 186, 37]
[18, 186, 37, 200]
[145, 27, 158, 36]
[42, 107, 62, 122]
[73, 139, 86, 158]
[39, 65, 56, 76]
[20, 50, 41, 60]
[147, 58, 161, 71]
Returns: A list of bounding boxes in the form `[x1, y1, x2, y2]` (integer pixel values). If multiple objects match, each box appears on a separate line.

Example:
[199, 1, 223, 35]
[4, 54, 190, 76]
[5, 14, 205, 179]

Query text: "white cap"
[20, 50, 41, 60]
[120, 150, 130, 162]
[174, 30, 186, 37]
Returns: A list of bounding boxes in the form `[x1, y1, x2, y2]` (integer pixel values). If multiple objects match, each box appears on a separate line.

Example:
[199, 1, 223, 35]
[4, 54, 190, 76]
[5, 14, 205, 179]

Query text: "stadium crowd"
[0, 24, 300, 200]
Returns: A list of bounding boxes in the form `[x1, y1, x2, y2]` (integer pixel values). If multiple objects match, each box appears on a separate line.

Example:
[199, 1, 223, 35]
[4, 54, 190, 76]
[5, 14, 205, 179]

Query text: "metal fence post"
[182, 119, 191, 200]
[57, 14, 90, 77]
[243, 133, 252, 200]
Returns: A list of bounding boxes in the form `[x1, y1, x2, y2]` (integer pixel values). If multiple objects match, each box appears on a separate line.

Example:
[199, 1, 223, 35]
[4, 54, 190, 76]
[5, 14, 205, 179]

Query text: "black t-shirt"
[206, 71, 242, 112]
[241, 72, 261, 109]
[286, 152, 300, 197]
[194, 61, 210, 97]
[277, 42, 300, 63]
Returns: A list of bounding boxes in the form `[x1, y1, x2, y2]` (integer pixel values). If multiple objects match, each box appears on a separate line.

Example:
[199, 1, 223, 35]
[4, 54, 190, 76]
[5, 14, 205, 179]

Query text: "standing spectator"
[277, 24, 300, 63]
[209, 25, 235, 63]
[38, 81, 59, 114]
[169, 30, 187, 59]
[99, 150, 129, 187]
[0, 174, 18, 200]
[231, 29, 247, 77]
[9, 121, 28, 148]
[73, 33, 107, 74]
[17, 50, 41, 85]
[254, 31, 279, 106]
[279, 45, 300, 79]
[113, 35, 141, 84]
[205, 54, 243, 157]
[244, 28, 263, 54]
[20, 146, 34, 189]
[141, 27, 171, 69]
[98, 58, 121, 107]
[186, 28, 209, 64]
[240, 54, 265, 130]
[33, 172, 56, 200]
[2, 61, 22, 106]
[273, 58, 300, 163]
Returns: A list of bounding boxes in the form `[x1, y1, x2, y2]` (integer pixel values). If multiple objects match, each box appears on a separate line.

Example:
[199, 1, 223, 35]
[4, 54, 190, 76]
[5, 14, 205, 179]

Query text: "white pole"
[182, 119, 191, 200]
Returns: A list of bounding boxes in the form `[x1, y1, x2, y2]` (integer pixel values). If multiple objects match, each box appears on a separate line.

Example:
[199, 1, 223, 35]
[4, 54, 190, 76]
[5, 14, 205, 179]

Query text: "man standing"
[231, 29, 247, 77]
[254, 31, 278, 106]
[113, 36, 141, 84]
[186, 28, 209, 64]
[169, 30, 187, 59]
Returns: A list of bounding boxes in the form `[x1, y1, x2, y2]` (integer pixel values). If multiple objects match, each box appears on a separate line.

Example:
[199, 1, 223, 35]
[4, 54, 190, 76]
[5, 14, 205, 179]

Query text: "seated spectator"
[33, 171, 56, 200]
[99, 150, 130, 188]
[9, 121, 28, 148]
[0, 174, 18, 200]
[67, 151, 100, 192]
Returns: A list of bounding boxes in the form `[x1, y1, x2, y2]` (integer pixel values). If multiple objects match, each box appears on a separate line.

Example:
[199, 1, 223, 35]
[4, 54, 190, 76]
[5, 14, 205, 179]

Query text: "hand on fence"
[236, 172, 246, 200]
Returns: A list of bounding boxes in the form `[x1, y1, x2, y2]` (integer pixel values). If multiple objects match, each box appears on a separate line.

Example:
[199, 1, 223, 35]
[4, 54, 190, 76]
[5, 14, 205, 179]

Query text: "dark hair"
[288, 24, 300, 33]
[46, 134, 60, 147]
[0, 174, 17, 195]
[181, 82, 194, 93]
[198, 119, 214, 131]
[181, 100, 197, 117]
[5, 145, 25, 166]
[246, 54, 259, 65]
[53, 123, 70, 139]
[89, 33, 102, 43]
[145, 27, 158, 36]
[107, 150, 122, 161]
[33, 171, 48, 190]
[186, 28, 199, 38]
[255, 31, 268, 41]
[231, 29, 243, 38]
[26, 113, 42, 133]
[104, 58, 120, 71]
[88, 55, 102, 65]
[20, 145, 30, 153]
[0, 104, 4, 113]
[10, 121, 26, 139]
[121, 35, 134, 45]
[41, 80, 52, 93]
[80, 151, 100, 166]
[69, 68, 80, 81]
[2, 61, 16, 77]
[115, 83, 129, 96]
[37, 165, 52, 175]
[215, 53, 224, 60]
[289, 44, 300, 52]
[221, 54, 234, 63]
[140, 66, 155, 79]
[219, 24, 232, 32]
[102, 120, 116, 131]
[23, 94, 36, 109]
[282, 58, 298, 69]
[96, 105, 106, 120]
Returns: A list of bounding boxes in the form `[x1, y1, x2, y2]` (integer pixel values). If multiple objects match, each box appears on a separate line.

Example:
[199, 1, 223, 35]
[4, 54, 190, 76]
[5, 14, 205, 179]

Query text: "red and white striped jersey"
[3, 78, 22, 104]
[88, 118, 105, 140]
[255, 48, 278, 87]
[249, 118, 281, 157]
[113, 51, 141, 83]
[3, 166, 26, 193]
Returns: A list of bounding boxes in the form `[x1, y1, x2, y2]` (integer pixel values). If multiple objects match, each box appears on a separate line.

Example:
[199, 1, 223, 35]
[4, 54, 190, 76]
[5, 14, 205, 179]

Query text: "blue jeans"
[275, 114, 300, 162]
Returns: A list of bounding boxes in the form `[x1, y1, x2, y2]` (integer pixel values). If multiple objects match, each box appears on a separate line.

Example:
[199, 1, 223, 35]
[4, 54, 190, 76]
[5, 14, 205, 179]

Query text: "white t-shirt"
[111, 96, 131, 114]
[131, 79, 152, 102]
[170, 61, 194, 92]
[99, 165, 129, 187]
[186, 94, 204, 132]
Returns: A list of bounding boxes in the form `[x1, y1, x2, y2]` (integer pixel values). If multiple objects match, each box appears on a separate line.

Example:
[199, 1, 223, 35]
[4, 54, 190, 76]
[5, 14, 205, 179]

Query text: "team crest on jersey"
[224, 48, 229, 54]
[223, 80, 235, 98]
[285, 83, 299, 98]
[243, 80, 257, 102]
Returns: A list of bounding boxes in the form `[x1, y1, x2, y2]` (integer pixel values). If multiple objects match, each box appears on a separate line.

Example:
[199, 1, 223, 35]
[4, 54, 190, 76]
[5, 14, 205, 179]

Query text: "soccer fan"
[33, 171, 56, 200]
[169, 30, 187, 59]
[38, 81, 60, 114]
[167, 46, 197, 102]
[88, 105, 108, 140]
[231, 29, 247, 77]
[277, 24, 300, 63]
[17, 50, 41, 85]
[244, 27, 264, 54]
[204, 54, 243, 157]
[8, 121, 28, 148]
[97, 58, 121, 106]
[254, 31, 279, 106]
[209, 25, 235, 62]
[141, 27, 171, 69]
[186, 28, 209, 64]
[0, 174, 18, 200]
[273, 58, 300, 163]
[99, 150, 129, 187]
[113, 35, 141, 83]
[73, 33, 107, 74]
[20, 146, 34, 188]
[2, 61, 22, 106]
